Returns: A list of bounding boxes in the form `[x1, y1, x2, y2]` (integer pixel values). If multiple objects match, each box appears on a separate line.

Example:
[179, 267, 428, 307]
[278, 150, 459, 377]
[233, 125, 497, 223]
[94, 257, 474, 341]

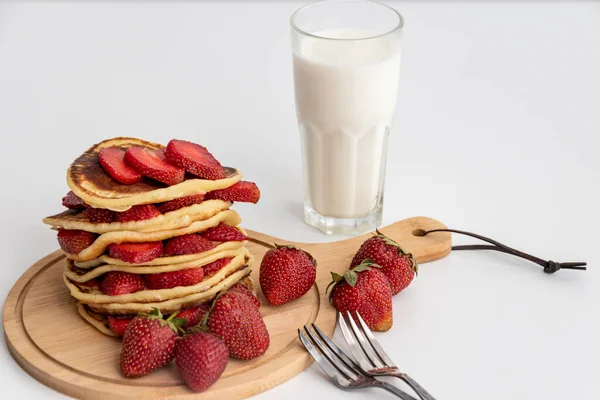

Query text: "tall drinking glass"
[291, 0, 403, 235]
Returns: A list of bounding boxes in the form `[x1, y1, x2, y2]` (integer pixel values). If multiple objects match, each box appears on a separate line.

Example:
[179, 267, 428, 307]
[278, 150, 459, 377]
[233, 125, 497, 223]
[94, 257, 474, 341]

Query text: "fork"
[339, 311, 437, 400]
[299, 323, 417, 399]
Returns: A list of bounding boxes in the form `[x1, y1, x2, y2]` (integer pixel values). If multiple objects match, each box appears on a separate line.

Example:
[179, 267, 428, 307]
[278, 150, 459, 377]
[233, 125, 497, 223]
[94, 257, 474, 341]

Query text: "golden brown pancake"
[43, 199, 231, 234]
[72, 239, 247, 269]
[75, 275, 256, 336]
[65, 209, 241, 262]
[64, 250, 252, 304]
[65, 247, 247, 282]
[67, 137, 242, 211]
[79, 267, 252, 315]
[77, 303, 118, 337]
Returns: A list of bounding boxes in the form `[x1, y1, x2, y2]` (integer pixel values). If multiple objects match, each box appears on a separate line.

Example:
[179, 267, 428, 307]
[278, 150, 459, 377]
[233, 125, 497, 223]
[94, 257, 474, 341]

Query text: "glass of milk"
[291, 0, 403, 235]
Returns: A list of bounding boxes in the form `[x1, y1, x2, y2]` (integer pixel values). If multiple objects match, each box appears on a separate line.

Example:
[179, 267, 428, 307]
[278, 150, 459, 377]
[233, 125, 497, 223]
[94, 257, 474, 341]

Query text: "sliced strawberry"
[205, 181, 261, 204]
[203, 258, 232, 277]
[62, 191, 86, 209]
[173, 304, 209, 329]
[108, 316, 134, 337]
[200, 223, 247, 242]
[99, 147, 143, 185]
[125, 147, 185, 186]
[156, 194, 205, 214]
[164, 139, 226, 180]
[100, 272, 146, 296]
[145, 267, 204, 290]
[164, 234, 216, 256]
[108, 242, 164, 263]
[78, 279, 100, 288]
[229, 283, 260, 310]
[115, 204, 161, 223]
[83, 207, 115, 223]
[57, 229, 97, 254]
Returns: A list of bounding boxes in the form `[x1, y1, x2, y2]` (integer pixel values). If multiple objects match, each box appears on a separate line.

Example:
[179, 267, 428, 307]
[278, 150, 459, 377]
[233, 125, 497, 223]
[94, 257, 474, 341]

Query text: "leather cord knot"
[422, 228, 586, 274]
[544, 261, 561, 274]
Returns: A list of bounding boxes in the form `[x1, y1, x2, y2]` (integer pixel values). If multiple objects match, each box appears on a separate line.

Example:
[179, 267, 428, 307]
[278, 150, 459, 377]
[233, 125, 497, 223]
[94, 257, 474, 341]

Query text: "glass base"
[304, 202, 382, 236]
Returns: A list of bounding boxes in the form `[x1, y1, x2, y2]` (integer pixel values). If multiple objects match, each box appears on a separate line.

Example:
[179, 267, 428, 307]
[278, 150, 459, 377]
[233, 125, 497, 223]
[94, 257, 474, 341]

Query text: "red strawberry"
[108, 316, 134, 337]
[145, 267, 204, 290]
[203, 258, 232, 277]
[328, 260, 393, 332]
[100, 271, 146, 296]
[108, 242, 164, 263]
[83, 207, 115, 223]
[350, 230, 418, 295]
[157, 194, 205, 214]
[120, 309, 184, 377]
[115, 204, 161, 223]
[205, 181, 261, 204]
[62, 191, 86, 209]
[164, 234, 215, 256]
[165, 139, 226, 180]
[208, 291, 270, 359]
[125, 147, 185, 186]
[200, 223, 247, 242]
[174, 304, 209, 329]
[229, 283, 260, 310]
[57, 229, 97, 255]
[259, 244, 316, 306]
[176, 332, 229, 392]
[99, 147, 143, 185]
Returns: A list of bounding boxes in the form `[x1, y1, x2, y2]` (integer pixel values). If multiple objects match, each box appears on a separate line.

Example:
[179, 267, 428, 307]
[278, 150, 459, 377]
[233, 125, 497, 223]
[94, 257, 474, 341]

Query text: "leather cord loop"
[422, 229, 587, 274]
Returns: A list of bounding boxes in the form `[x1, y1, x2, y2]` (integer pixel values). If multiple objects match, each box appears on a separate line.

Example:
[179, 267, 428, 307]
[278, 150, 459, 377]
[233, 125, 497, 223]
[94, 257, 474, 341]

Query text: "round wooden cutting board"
[3, 216, 451, 400]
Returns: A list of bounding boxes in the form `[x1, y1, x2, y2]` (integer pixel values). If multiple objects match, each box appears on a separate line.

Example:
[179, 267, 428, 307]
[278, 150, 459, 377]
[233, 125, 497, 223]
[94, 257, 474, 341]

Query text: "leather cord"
[421, 228, 587, 274]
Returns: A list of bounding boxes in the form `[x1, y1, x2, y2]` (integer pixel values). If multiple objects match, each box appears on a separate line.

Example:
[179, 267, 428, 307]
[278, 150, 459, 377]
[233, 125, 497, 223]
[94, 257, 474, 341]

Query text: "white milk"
[293, 28, 401, 219]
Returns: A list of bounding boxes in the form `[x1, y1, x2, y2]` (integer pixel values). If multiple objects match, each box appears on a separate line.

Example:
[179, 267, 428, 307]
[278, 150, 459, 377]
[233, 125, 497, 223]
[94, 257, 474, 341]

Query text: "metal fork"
[299, 323, 417, 400]
[339, 311, 437, 400]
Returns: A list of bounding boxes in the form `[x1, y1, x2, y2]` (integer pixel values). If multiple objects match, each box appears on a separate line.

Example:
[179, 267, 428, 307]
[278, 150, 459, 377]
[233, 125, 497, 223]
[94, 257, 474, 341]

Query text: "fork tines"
[298, 322, 418, 400]
[338, 311, 437, 400]
[338, 311, 397, 372]
[298, 323, 364, 388]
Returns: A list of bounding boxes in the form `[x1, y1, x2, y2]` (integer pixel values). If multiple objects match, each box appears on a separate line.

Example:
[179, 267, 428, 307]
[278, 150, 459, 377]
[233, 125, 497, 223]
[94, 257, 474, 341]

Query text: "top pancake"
[68, 137, 242, 211]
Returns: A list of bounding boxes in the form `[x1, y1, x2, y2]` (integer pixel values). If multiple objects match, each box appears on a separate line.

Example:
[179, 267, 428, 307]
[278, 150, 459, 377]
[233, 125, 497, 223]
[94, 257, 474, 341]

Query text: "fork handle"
[376, 380, 419, 400]
[393, 373, 437, 400]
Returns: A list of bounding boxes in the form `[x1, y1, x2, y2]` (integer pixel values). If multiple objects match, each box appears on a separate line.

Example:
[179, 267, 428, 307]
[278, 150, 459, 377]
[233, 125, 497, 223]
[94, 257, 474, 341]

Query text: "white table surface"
[1, 1, 599, 399]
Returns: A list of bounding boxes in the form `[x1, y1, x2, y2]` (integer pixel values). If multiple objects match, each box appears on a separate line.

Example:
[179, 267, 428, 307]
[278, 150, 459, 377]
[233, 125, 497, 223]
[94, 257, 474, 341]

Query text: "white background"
[0, 1, 599, 399]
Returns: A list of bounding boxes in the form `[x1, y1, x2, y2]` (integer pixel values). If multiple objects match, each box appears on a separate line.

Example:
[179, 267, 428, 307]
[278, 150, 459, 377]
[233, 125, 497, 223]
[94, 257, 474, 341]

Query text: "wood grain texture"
[3, 216, 451, 399]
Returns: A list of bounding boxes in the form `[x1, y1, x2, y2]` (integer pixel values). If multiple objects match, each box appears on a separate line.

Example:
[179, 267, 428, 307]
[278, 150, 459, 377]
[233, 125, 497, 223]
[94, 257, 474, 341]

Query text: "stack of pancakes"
[43, 138, 256, 336]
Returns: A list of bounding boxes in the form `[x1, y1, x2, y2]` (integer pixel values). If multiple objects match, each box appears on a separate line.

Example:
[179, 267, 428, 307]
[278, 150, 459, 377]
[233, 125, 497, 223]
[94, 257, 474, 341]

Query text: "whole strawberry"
[120, 308, 184, 378]
[328, 260, 393, 332]
[350, 230, 418, 295]
[176, 332, 229, 392]
[208, 291, 270, 359]
[259, 244, 316, 306]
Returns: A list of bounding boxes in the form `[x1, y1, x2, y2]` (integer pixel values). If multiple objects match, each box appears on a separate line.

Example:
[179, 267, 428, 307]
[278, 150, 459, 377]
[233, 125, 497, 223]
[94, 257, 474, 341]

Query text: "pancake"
[65, 209, 242, 262]
[43, 199, 231, 234]
[73, 239, 247, 269]
[82, 267, 252, 315]
[68, 137, 242, 211]
[77, 303, 118, 337]
[76, 275, 256, 336]
[65, 247, 247, 282]
[64, 249, 253, 304]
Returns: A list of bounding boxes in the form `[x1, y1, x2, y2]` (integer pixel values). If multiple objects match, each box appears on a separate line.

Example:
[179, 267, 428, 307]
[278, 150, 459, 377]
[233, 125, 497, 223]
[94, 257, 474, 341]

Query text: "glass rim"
[290, 0, 404, 41]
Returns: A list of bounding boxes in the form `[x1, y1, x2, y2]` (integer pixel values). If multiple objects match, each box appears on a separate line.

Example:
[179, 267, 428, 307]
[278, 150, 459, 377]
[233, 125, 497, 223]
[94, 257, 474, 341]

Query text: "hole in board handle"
[412, 228, 426, 237]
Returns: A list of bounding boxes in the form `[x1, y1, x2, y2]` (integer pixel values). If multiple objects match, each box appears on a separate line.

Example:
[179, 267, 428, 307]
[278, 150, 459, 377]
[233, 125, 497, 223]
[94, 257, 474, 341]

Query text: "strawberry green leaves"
[326, 259, 382, 299]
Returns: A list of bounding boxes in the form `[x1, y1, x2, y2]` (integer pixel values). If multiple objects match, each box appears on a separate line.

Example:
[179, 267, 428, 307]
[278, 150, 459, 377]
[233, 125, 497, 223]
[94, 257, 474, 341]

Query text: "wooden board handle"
[377, 216, 452, 263]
